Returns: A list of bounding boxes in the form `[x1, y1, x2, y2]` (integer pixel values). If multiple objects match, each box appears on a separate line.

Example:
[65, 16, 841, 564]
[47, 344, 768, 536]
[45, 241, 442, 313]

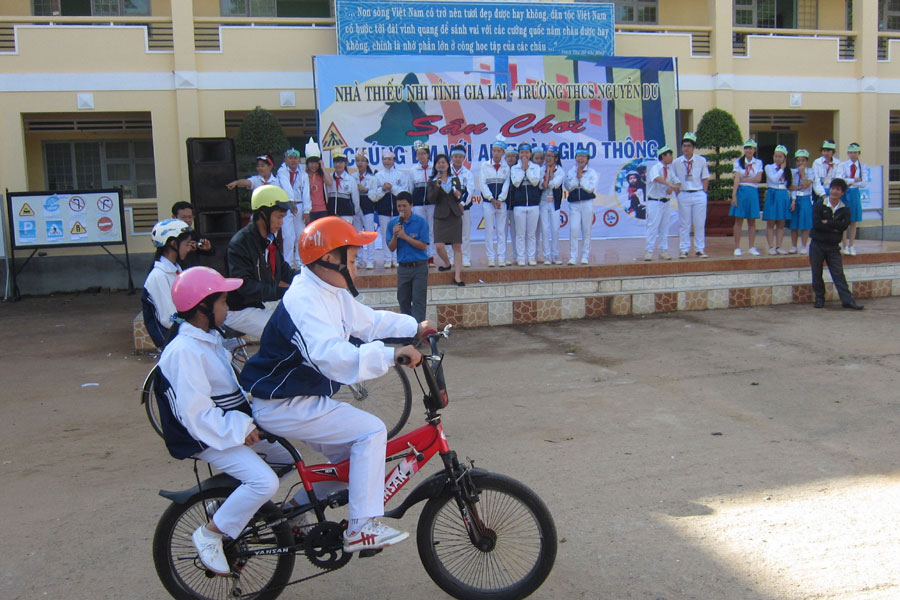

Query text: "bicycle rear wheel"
[416, 472, 557, 600]
[331, 365, 412, 439]
[153, 488, 295, 600]
[142, 365, 164, 439]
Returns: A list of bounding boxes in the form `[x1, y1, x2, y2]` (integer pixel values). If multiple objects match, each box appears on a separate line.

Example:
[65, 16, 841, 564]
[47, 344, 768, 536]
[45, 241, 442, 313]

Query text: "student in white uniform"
[407, 141, 435, 260]
[480, 139, 511, 267]
[448, 145, 475, 268]
[510, 142, 542, 266]
[838, 142, 867, 255]
[276, 148, 310, 269]
[788, 149, 815, 255]
[729, 139, 763, 256]
[240, 217, 429, 553]
[538, 143, 565, 265]
[564, 148, 599, 265]
[143, 219, 194, 347]
[762, 144, 793, 255]
[504, 143, 519, 265]
[325, 149, 359, 224]
[157, 267, 304, 575]
[351, 150, 377, 269]
[226, 154, 279, 191]
[812, 140, 841, 200]
[369, 148, 409, 268]
[644, 146, 680, 261]
[672, 132, 710, 258]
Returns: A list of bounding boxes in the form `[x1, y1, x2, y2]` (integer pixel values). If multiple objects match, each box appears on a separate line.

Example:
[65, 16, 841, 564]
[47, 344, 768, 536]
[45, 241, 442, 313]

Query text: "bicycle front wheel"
[152, 489, 295, 600]
[142, 365, 164, 439]
[416, 472, 557, 600]
[331, 365, 412, 439]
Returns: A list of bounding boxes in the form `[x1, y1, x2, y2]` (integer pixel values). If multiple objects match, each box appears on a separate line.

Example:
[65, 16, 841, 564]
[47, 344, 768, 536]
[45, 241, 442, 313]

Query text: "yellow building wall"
[817, 0, 847, 30]
[658, 0, 710, 27]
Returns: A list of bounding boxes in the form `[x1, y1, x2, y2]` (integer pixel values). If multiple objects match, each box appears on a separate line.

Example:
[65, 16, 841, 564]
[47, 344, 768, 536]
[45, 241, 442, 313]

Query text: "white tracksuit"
[479, 159, 510, 263]
[276, 164, 310, 268]
[144, 256, 181, 329]
[539, 164, 565, 263]
[564, 166, 599, 262]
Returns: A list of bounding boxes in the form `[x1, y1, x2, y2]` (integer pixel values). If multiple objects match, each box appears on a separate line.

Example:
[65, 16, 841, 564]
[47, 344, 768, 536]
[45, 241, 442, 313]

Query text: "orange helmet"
[299, 216, 377, 265]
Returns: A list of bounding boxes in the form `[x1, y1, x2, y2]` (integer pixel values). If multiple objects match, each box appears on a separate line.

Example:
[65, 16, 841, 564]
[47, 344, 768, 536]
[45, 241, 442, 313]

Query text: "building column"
[855, 0, 882, 210]
[708, 0, 734, 116]
[170, 0, 200, 203]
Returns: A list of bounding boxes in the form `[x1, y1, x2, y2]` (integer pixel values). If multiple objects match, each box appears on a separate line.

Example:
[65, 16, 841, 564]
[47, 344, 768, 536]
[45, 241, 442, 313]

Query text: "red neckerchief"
[267, 241, 277, 278]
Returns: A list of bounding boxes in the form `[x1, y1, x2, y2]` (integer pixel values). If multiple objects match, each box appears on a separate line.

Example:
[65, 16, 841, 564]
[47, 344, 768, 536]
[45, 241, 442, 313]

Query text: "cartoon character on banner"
[615, 159, 653, 220]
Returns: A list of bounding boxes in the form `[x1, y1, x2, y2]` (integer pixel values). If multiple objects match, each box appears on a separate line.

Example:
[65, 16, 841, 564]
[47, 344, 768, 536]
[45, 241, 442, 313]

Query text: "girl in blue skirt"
[838, 142, 867, 255]
[763, 145, 793, 255]
[788, 149, 814, 254]
[730, 139, 763, 256]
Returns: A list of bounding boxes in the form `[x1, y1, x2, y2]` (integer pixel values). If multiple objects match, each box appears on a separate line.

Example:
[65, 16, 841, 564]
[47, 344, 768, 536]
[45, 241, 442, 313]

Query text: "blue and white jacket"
[240, 268, 418, 400]
[156, 322, 255, 460]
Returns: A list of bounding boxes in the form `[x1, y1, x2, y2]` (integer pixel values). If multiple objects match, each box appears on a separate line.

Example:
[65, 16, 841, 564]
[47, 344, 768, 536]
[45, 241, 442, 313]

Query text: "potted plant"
[695, 108, 743, 236]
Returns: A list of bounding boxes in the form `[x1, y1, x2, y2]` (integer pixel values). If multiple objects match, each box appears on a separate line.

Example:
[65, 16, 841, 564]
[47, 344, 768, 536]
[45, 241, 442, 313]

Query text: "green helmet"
[250, 185, 291, 211]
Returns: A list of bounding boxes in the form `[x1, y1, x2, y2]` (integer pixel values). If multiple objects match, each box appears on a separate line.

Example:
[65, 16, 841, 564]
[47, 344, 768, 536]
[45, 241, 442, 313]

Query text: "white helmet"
[151, 218, 191, 248]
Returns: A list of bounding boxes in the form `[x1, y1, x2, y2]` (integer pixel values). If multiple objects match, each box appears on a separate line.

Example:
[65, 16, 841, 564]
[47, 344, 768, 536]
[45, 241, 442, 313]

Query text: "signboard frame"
[4, 188, 134, 300]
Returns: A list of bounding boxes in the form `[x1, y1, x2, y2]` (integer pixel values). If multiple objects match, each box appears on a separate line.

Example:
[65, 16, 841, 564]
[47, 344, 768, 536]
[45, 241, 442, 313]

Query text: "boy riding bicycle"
[240, 216, 430, 552]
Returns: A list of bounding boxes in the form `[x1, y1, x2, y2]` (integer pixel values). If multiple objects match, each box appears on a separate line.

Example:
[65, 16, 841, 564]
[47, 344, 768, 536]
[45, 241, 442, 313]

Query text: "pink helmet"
[171, 267, 242, 313]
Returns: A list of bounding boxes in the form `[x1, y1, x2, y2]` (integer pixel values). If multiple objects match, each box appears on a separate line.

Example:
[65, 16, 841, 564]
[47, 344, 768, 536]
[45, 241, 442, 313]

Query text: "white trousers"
[677, 191, 708, 252]
[376, 216, 397, 264]
[352, 212, 376, 263]
[482, 201, 507, 262]
[568, 200, 594, 262]
[506, 207, 516, 263]
[252, 395, 387, 522]
[447, 210, 471, 265]
[224, 307, 274, 340]
[645, 199, 672, 253]
[280, 211, 302, 268]
[539, 200, 560, 262]
[196, 441, 284, 539]
[514, 205, 540, 263]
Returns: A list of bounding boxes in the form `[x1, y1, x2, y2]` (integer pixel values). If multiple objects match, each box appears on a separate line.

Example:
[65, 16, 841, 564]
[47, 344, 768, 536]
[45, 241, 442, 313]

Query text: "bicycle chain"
[237, 567, 333, 598]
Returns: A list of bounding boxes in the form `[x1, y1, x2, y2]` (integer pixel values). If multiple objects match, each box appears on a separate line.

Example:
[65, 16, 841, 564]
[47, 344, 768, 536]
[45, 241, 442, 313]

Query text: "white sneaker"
[581, 257, 589, 265]
[462, 260, 471, 268]
[505, 259, 512, 266]
[643, 252, 653, 261]
[849, 246, 857, 256]
[733, 248, 742, 257]
[517, 260, 526, 266]
[841, 246, 850, 255]
[343, 519, 409, 553]
[528, 259, 537, 266]
[661, 252, 673, 260]
[543, 259, 551, 265]
[788, 246, 798, 254]
[776, 248, 788, 255]
[192, 526, 230, 575]
[383, 260, 392, 269]
[767, 247, 777, 255]
[487, 258, 495, 267]
[748, 247, 761, 256]
[393, 260, 400, 268]
[696, 250, 708, 258]
[679, 251, 688, 259]
[366, 261, 374, 270]
[800, 246, 809, 255]
[553, 258, 563, 265]
[568, 258, 577, 265]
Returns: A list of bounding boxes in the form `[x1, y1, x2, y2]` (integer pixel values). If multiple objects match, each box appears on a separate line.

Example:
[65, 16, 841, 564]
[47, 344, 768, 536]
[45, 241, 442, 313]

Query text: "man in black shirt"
[809, 178, 863, 310]
[171, 201, 214, 268]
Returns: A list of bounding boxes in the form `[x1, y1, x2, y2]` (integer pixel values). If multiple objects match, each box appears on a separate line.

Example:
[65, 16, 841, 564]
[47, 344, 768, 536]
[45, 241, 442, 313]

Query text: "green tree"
[234, 107, 289, 210]
[695, 108, 744, 202]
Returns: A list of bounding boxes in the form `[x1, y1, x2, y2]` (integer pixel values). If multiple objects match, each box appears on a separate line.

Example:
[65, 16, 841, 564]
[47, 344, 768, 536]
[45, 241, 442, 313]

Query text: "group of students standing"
[727, 139, 868, 257]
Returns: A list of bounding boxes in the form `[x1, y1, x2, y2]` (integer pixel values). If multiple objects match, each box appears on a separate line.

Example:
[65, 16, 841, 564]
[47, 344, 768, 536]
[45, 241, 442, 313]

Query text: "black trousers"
[809, 239, 853, 304]
[397, 262, 428, 322]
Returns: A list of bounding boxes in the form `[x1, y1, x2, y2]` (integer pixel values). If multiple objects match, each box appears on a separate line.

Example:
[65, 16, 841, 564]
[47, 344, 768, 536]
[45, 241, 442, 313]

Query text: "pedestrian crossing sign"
[71, 221, 87, 235]
[321, 122, 348, 151]
[19, 203, 34, 217]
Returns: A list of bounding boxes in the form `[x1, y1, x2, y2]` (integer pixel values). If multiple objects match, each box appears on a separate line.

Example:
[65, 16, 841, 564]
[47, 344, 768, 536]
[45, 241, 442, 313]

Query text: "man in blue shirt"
[387, 192, 430, 321]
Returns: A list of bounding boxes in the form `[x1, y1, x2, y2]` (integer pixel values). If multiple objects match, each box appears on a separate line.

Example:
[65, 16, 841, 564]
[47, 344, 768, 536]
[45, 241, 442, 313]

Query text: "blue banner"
[335, 0, 615, 57]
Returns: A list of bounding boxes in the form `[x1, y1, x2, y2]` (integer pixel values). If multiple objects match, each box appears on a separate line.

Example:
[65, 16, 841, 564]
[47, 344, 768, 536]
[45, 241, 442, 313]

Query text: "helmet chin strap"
[314, 247, 359, 297]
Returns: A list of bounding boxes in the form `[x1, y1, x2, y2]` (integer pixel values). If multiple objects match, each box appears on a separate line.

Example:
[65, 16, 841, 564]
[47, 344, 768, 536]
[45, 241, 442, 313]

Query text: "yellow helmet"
[250, 185, 291, 211]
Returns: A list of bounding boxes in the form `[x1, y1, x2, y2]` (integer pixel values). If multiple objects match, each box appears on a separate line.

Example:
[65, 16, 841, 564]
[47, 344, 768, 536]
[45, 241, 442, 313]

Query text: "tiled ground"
[133, 238, 900, 351]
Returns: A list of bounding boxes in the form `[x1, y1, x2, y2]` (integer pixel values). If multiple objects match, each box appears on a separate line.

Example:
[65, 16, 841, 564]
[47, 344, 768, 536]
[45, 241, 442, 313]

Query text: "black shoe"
[813, 298, 825, 308]
[437, 266, 451, 272]
[454, 279, 466, 287]
[842, 301, 864, 310]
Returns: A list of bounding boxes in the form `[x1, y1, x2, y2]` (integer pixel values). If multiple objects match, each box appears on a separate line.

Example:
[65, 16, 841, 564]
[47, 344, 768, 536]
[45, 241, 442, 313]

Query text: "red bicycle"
[152, 325, 557, 600]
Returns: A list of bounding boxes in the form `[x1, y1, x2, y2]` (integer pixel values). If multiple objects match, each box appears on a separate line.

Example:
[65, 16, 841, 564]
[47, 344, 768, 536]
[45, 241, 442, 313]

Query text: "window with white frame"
[220, 0, 331, 18]
[32, 0, 150, 16]
[43, 139, 157, 199]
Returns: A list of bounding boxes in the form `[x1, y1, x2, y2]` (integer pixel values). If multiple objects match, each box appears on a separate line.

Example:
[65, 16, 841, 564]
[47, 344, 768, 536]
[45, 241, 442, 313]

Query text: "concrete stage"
[354, 236, 900, 328]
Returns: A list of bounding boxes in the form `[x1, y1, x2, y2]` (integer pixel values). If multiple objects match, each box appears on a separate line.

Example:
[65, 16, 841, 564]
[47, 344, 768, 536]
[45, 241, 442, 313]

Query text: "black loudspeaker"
[186, 138, 239, 211]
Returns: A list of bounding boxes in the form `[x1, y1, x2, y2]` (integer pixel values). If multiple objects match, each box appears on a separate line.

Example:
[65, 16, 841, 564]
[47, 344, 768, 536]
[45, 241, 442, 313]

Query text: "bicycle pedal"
[358, 548, 383, 558]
